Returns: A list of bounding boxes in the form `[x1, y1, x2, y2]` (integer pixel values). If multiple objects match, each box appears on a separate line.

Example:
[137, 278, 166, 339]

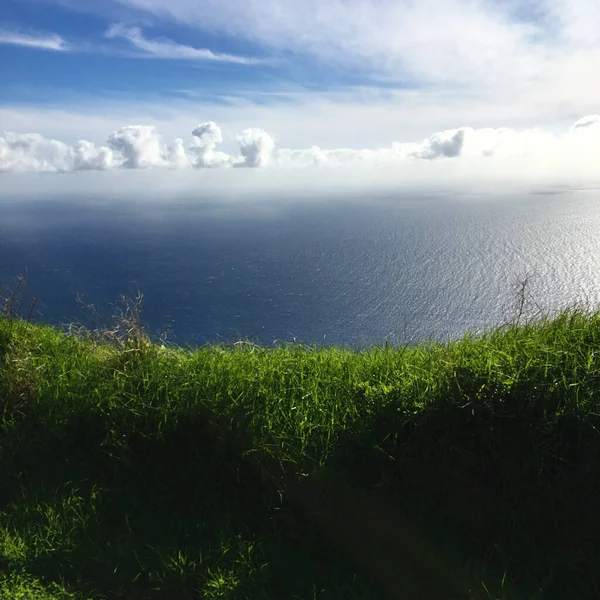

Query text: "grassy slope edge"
[1, 311, 599, 600]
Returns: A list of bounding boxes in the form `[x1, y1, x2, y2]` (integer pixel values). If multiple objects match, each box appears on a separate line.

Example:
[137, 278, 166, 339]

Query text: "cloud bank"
[0, 122, 280, 173]
[2, 116, 600, 182]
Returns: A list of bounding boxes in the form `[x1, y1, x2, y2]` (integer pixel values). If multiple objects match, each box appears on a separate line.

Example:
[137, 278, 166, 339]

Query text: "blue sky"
[1, 1, 276, 105]
[0, 0, 403, 108]
[3, 0, 599, 131]
[1, 0, 600, 188]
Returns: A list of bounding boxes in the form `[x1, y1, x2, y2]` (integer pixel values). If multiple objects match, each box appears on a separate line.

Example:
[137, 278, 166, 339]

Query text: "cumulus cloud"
[105, 23, 261, 64]
[0, 133, 114, 173]
[0, 28, 67, 51]
[413, 128, 466, 159]
[190, 122, 231, 168]
[2, 115, 600, 181]
[107, 125, 167, 168]
[237, 128, 275, 167]
[191, 122, 223, 147]
[167, 138, 191, 169]
[72, 140, 114, 171]
[0, 133, 71, 173]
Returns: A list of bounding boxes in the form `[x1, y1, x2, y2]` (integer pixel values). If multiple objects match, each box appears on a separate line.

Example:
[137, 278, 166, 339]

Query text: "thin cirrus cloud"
[108, 0, 548, 81]
[0, 22, 261, 64]
[0, 27, 67, 51]
[105, 23, 263, 64]
[104, 0, 600, 125]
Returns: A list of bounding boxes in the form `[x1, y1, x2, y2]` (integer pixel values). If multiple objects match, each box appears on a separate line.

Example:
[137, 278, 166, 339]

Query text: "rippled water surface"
[2, 190, 600, 346]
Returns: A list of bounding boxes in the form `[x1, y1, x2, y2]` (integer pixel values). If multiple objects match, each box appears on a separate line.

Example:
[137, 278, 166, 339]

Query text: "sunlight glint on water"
[2, 189, 600, 346]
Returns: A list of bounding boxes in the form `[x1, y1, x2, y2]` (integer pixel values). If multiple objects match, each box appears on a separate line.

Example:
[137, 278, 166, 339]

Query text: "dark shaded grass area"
[1, 311, 600, 599]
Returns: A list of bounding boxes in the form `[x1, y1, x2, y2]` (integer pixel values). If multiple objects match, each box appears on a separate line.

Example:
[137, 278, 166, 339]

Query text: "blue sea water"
[2, 189, 600, 347]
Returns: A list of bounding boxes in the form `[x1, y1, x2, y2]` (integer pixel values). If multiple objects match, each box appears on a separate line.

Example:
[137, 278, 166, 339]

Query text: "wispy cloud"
[105, 23, 262, 64]
[102, 4, 594, 88]
[108, 0, 546, 81]
[0, 27, 67, 51]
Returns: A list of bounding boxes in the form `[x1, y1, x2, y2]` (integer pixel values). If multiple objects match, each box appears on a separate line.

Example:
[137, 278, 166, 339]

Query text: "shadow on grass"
[2, 371, 600, 599]
[321, 393, 600, 600]
[1, 406, 379, 599]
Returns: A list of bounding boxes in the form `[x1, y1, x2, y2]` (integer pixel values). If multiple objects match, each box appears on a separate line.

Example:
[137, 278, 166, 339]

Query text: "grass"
[1, 306, 600, 599]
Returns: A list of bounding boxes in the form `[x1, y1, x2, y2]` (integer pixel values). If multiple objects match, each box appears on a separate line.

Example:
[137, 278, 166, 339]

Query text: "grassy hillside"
[1, 310, 600, 599]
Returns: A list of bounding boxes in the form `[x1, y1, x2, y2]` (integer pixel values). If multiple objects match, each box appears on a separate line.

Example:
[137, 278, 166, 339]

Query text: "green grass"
[1, 310, 600, 599]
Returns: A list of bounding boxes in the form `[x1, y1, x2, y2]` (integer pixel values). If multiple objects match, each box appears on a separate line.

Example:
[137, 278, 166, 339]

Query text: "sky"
[1, 0, 600, 193]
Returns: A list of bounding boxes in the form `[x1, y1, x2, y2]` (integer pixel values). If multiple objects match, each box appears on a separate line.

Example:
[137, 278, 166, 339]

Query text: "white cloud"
[190, 122, 231, 168]
[0, 132, 114, 173]
[72, 140, 114, 171]
[237, 128, 275, 167]
[413, 129, 467, 160]
[271, 125, 559, 171]
[107, 125, 167, 168]
[105, 0, 560, 86]
[2, 115, 600, 189]
[0, 28, 67, 51]
[105, 23, 261, 64]
[167, 138, 191, 169]
[191, 122, 223, 147]
[0, 133, 72, 173]
[549, 0, 600, 45]
[109, 0, 534, 77]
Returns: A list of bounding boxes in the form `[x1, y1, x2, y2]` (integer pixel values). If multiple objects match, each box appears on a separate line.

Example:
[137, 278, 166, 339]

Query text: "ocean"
[2, 189, 600, 347]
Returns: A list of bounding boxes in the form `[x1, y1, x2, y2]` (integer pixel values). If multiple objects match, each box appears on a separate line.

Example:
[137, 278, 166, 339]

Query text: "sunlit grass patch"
[0, 572, 86, 600]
